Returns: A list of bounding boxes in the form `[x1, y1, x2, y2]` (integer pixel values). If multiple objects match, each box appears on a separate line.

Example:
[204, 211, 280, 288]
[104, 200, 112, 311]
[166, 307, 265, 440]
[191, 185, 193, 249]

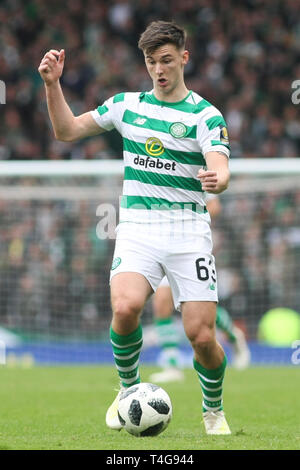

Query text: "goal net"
[0, 159, 299, 366]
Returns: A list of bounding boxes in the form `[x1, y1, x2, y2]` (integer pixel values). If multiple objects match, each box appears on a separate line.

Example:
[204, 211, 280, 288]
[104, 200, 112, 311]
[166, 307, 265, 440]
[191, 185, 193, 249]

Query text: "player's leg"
[216, 305, 251, 370]
[106, 272, 153, 430]
[181, 301, 231, 435]
[149, 280, 184, 383]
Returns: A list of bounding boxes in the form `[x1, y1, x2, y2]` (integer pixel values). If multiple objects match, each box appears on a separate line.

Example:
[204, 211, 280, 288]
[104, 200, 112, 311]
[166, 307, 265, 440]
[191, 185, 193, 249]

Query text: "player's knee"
[187, 325, 215, 352]
[112, 299, 142, 323]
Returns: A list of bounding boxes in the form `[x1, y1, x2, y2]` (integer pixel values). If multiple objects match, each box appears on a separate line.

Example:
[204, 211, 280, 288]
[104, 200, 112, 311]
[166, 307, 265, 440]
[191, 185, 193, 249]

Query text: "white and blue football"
[117, 382, 172, 437]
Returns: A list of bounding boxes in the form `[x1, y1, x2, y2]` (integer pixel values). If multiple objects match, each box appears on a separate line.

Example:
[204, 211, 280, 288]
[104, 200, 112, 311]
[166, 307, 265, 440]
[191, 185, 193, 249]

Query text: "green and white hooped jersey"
[91, 90, 230, 232]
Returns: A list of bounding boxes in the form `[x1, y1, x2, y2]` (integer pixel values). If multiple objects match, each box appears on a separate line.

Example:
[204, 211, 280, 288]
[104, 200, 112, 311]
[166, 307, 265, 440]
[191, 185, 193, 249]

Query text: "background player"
[149, 195, 251, 384]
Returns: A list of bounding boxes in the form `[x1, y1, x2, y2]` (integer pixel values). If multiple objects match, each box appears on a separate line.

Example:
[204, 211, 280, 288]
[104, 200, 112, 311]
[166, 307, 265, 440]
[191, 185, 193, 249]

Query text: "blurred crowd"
[1, 0, 300, 160]
[0, 187, 115, 337]
[1, 0, 300, 341]
[214, 183, 300, 337]
[0, 176, 300, 339]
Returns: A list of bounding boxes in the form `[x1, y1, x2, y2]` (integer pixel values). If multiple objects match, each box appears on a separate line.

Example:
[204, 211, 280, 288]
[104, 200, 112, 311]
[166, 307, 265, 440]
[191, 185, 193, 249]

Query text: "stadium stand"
[0, 1, 300, 365]
[0, 0, 299, 160]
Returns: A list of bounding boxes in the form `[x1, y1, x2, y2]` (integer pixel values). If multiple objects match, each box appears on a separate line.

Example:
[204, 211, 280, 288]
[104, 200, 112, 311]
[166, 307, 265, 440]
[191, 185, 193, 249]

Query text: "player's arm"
[197, 151, 230, 194]
[38, 49, 104, 142]
[206, 196, 222, 218]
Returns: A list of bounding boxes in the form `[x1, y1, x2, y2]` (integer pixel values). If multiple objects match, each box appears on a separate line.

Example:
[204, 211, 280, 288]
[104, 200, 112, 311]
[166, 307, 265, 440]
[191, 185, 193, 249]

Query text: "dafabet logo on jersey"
[133, 155, 176, 171]
[133, 136, 177, 171]
[145, 137, 164, 156]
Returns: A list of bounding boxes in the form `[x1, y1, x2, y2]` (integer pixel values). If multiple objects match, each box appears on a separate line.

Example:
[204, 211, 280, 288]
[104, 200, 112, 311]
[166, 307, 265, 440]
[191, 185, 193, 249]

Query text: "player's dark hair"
[138, 21, 186, 54]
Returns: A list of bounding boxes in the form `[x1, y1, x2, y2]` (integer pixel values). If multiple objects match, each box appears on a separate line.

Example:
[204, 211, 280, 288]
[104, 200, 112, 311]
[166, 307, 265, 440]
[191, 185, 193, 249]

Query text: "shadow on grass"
[234, 429, 248, 436]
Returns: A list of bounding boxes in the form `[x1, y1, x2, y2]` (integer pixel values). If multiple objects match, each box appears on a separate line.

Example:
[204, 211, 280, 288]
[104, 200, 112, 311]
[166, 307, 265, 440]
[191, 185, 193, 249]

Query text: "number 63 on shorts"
[110, 231, 218, 310]
[163, 253, 218, 311]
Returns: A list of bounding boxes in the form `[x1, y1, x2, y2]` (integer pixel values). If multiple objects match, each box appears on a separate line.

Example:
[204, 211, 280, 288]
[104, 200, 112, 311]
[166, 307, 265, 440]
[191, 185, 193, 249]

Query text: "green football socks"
[194, 356, 227, 412]
[110, 324, 143, 388]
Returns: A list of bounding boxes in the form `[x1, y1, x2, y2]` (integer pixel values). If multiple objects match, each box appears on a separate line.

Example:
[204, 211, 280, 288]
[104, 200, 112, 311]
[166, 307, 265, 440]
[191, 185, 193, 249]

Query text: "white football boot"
[105, 388, 124, 431]
[203, 410, 231, 435]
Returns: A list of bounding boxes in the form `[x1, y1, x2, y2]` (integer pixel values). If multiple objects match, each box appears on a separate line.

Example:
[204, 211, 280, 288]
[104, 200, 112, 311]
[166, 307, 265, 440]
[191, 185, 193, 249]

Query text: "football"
[117, 382, 172, 437]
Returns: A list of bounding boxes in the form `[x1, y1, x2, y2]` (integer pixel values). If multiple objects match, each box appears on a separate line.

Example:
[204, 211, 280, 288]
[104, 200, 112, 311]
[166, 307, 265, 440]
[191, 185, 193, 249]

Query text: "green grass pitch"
[0, 365, 299, 450]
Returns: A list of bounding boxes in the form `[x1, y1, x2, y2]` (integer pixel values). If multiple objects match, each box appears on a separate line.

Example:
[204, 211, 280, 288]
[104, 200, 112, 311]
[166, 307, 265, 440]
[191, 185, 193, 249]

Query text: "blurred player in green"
[149, 195, 251, 384]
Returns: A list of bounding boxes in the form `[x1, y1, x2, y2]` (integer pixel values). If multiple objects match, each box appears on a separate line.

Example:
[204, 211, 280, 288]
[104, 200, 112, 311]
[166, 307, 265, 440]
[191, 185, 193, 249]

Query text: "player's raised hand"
[197, 168, 218, 192]
[38, 49, 65, 85]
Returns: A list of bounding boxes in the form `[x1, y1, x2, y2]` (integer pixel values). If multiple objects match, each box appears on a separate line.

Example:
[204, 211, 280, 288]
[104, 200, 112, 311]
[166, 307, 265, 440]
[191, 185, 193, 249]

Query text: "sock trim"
[193, 355, 227, 380]
[110, 324, 142, 346]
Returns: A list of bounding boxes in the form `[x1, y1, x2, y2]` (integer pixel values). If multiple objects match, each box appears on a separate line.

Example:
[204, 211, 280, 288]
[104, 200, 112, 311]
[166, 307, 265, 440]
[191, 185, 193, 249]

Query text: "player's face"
[144, 44, 189, 100]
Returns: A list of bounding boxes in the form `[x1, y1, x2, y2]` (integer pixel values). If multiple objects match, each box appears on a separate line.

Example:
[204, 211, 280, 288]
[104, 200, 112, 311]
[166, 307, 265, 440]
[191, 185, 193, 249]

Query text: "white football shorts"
[109, 223, 218, 310]
[158, 275, 170, 288]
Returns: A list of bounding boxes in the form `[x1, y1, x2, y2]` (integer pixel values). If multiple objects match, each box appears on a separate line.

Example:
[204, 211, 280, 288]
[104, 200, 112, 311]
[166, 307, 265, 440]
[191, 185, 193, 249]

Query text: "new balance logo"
[133, 117, 147, 125]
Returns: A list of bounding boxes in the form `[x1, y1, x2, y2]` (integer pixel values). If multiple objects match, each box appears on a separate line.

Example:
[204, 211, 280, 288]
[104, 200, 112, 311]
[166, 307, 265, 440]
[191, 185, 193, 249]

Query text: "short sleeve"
[198, 111, 230, 158]
[90, 94, 125, 132]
